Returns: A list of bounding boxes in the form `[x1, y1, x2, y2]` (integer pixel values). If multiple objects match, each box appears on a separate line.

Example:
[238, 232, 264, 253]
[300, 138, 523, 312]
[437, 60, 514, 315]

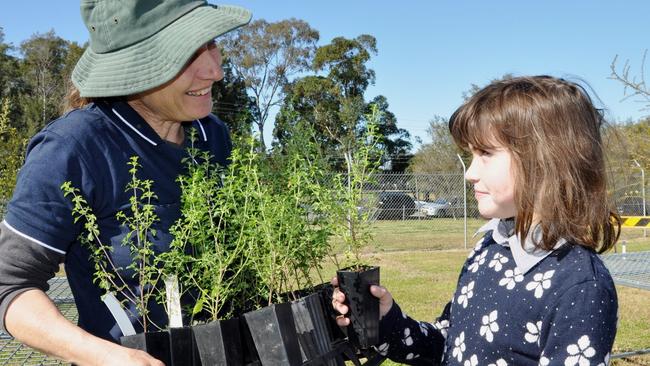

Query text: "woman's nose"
[193, 47, 224, 81]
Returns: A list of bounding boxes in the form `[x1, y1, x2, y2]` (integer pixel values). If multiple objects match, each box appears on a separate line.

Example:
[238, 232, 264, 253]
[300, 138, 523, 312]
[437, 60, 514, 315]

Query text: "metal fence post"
[457, 154, 467, 250]
[634, 160, 646, 237]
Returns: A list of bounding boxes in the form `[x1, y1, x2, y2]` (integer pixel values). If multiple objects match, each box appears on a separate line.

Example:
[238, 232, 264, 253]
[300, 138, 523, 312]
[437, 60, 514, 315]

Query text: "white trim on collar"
[111, 108, 158, 146]
[476, 218, 565, 274]
[195, 120, 207, 142]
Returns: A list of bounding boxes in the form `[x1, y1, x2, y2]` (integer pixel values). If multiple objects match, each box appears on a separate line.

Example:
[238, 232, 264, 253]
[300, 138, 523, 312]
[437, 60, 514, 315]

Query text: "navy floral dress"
[377, 219, 617, 366]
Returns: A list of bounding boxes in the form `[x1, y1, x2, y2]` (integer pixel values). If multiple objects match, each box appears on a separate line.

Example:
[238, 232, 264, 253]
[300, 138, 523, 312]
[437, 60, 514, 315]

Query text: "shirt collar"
[476, 218, 566, 274]
[99, 100, 209, 146]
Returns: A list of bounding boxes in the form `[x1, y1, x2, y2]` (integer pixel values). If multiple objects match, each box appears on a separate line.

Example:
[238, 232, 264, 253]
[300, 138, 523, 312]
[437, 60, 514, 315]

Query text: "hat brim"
[72, 4, 251, 98]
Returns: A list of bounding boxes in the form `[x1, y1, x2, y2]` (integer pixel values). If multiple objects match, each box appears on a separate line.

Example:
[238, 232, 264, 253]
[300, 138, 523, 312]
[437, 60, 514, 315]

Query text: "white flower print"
[467, 238, 485, 258]
[377, 342, 389, 356]
[402, 327, 413, 346]
[406, 353, 419, 360]
[468, 250, 489, 273]
[488, 359, 508, 366]
[526, 270, 555, 298]
[433, 319, 450, 339]
[457, 281, 475, 308]
[539, 356, 550, 366]
[418, 321, 429, 336]
[596, 352, 610, 366]
[525, 321, 542, 343]
[499, 267, 524, 290]
[452, 331, 466, 362]
[489, 252, 509, 272]
[565, 335, 596, 366]
[464, 354, 478, 366]
[480, 310, 499, 342]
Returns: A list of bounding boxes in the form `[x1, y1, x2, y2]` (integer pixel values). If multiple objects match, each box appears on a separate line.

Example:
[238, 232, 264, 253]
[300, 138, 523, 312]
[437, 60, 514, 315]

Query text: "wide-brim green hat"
[72, 1, 251, 98]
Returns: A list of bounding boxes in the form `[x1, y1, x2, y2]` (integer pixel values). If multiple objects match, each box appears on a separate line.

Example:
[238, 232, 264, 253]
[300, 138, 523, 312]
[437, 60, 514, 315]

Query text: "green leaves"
[63, 156, 164, 332]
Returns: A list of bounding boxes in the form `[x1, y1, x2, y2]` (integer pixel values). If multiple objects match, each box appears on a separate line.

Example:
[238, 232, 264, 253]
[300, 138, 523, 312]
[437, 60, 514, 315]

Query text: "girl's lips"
[474, 191, 488, 199]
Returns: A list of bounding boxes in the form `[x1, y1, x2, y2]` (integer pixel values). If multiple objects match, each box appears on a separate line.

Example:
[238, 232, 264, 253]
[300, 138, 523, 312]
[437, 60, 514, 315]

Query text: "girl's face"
[465, 142, 517, 219]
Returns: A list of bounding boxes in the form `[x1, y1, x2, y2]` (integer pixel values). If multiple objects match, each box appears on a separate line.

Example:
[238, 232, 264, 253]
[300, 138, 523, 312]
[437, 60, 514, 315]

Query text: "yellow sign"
[620, 216, 650, 228]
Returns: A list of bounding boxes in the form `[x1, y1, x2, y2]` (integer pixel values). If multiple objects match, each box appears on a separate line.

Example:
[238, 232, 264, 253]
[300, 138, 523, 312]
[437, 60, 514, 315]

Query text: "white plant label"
[165, 275, 183, 328]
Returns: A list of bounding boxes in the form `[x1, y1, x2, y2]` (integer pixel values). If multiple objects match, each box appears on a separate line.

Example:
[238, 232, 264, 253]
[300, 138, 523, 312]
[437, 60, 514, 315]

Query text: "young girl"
[333, 75, 620, 365]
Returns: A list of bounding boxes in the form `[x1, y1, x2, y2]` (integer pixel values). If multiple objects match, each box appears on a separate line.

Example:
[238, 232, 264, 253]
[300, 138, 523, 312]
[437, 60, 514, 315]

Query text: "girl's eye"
[476, 148, 492, 157]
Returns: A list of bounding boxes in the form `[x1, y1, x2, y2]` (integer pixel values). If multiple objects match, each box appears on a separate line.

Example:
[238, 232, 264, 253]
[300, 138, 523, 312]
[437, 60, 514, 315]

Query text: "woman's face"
[465, 141, 517, 219]
[133, 41, 224, 123]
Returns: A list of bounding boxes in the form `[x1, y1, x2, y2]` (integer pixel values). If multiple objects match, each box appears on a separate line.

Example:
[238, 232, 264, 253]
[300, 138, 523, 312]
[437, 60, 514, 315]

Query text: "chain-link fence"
[609, 160, 649, 244]
[330, 161, 650, 251]
[329, 172, 484, 251]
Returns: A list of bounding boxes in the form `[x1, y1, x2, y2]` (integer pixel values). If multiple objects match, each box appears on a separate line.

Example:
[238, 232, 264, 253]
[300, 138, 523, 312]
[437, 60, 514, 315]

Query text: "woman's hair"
[62, 82, 96, 113]
[449, 75, 620, 253]
[62, 82, 124, 114]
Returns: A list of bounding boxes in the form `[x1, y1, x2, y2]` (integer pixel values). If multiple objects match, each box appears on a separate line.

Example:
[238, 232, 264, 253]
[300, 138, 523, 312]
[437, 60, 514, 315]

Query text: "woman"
[0, 0, 251, 364]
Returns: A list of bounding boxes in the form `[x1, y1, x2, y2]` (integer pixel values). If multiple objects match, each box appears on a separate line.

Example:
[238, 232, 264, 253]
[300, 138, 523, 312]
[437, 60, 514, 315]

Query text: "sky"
[1, 1, 649, 150]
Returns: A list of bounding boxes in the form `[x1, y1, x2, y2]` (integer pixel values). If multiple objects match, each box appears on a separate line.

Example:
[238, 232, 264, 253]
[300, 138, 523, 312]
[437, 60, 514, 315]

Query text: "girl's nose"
[465, 158, 479, 183]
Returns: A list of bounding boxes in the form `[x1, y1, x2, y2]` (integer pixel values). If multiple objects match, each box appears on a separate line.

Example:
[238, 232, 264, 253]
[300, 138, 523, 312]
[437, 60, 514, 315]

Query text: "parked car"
[375, 192, 416, 220]
[416, 198, 451, 217]
[416, 197, 465, 218]
[616, 196, 650, 216]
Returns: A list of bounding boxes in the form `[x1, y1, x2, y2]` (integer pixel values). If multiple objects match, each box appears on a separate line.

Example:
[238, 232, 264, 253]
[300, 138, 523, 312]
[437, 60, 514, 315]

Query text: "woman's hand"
[331, 276, 394, 327]
[95, 345, 165, 366]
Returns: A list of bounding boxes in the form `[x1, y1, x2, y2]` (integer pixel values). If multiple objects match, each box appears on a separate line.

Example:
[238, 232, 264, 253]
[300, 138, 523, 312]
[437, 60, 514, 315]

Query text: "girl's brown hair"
[450, 75, 620, 253]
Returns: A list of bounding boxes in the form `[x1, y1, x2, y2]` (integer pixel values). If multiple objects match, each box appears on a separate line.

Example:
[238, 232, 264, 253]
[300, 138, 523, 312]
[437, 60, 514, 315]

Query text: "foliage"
[255, 122, 338, 303]
[211, 54, 255, 138]
[274, 35, 411, 167]
[18, 30, 69, 136]
[610, 50, 650, 114]
[0, 28, 20, 101]
[221, 18, 320, 149]
[331, 105, 384, 269]
[161, 133, 257, 321]
[0, 98, 26, 206]
[62, 156, 164, 332]
[408, 115, 466, 174]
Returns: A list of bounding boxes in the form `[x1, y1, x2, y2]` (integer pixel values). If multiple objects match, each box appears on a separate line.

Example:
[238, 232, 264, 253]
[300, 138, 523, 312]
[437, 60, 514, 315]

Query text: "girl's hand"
[331, 276, 394, 327]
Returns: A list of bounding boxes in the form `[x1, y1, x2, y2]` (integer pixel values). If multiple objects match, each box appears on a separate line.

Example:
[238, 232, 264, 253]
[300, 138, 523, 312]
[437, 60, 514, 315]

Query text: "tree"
[220, 19, 319, 149]
[274, 35, 411, 170]
[610, 50, 650, 114]
[0, 98, 26, 205]
[19, 30, 69, 135]
[365, 95, 411, 160]
[0, 27, 19, 100]
[408, 115, 464, 174]
[211, 55, 255, 139]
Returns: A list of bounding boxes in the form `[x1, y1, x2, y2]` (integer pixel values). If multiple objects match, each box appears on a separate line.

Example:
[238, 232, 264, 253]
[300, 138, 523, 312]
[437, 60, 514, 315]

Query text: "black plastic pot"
[120, 331, 171, 366]
[243, 302, 302, 365]
[192, 318, 243, 366]
[336, 266, 380, 350]
[239, 316, 261, 366]
[318, 283, 347, 344]
[168, 326, 199, 366]
[292, 292, 338, 365]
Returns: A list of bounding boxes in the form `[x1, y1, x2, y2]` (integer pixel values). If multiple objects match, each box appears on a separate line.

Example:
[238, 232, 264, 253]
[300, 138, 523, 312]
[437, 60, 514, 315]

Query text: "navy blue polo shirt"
[5, 100, 232, 341]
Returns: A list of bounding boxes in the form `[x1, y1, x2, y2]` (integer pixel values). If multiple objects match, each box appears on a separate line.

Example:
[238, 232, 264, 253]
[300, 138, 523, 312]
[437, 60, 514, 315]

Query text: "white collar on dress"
[475, 218, 566, 274]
